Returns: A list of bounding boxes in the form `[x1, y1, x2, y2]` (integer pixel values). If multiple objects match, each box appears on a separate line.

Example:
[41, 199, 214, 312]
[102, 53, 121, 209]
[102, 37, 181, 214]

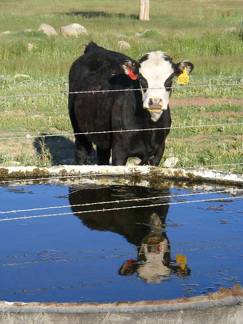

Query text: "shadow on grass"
[33, 135, 75, 165]
[64, 11, 138, 20]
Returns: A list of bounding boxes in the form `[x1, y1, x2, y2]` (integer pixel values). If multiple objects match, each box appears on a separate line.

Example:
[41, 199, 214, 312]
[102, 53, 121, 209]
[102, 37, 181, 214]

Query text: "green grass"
[0, 0, 242, 172]
[0, 0, 243, 77]
[166, 104, 243, 173]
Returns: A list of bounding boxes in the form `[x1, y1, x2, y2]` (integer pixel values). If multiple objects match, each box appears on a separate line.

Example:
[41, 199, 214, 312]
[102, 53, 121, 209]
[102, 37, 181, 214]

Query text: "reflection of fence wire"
[0, 122, 242, 140]
[1, 189, 240, 216]
[0, 196, 242, 223]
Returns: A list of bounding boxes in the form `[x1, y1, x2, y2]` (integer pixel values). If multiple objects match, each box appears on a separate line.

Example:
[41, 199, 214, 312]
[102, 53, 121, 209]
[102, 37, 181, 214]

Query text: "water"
[0, 183, 242, 303]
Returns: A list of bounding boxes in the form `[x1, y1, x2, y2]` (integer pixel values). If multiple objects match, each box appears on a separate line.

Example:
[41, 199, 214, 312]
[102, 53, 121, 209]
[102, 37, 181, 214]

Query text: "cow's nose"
[148, 98, 163, 109]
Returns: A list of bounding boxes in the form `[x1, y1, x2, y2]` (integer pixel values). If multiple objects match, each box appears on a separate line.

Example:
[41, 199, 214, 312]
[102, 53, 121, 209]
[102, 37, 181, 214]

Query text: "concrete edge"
[0, 285, 243, 314]
[0, 165, 242, 186]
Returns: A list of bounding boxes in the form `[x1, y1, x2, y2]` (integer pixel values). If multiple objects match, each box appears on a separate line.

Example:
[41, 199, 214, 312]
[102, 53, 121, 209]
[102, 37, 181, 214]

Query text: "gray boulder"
[118, 40, 131, 50]
[0, 31, 11, 36]
[60, 23, 87, 37]
[38, 23, 58, 37]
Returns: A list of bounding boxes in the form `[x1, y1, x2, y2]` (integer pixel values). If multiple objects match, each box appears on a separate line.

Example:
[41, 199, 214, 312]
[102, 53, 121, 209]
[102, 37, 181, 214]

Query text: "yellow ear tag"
[177, 68, 189, 85]
[176, 254, 187, 271]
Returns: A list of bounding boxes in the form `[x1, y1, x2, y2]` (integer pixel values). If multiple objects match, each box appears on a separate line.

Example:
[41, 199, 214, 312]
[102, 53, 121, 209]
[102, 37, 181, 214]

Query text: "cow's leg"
[149, 141, 166, 166]
[112, 147, 127, 166]
[97, 147, 111, 165]
[75, 135, 95, 165]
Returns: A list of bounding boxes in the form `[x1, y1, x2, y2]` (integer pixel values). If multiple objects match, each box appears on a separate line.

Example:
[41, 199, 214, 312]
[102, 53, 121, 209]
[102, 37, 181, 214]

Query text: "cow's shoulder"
[84, 42, 131, 65]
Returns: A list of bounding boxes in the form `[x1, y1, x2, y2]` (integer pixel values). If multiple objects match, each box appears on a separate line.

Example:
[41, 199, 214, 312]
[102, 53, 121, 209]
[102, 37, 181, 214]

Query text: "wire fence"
[0, 189, 239, 216]
[0, 81, 242, 177]
[0, 195, 242, 223]
[0, 122, 242, 140]
[0, 84, 243, 100]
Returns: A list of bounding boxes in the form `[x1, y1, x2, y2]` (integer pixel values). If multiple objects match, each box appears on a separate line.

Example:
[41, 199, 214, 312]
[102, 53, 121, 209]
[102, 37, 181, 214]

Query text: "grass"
[0, 0, 242, 172]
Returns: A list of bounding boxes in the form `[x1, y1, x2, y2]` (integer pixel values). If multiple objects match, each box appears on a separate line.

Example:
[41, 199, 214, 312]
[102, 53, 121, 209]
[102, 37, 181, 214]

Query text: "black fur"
[68, 42, 171, 165]
[69, 186, 191, 279]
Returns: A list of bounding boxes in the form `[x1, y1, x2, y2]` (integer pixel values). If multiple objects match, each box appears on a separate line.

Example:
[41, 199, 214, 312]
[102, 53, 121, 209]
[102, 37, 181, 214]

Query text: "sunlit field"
[0, 0, 242, 171]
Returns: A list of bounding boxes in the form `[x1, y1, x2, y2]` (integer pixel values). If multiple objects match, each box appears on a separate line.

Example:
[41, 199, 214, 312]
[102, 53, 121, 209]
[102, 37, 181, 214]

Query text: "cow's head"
[118, 212, 190, 283]
[136, 51, 194, 122]
[119, 233, 191, 283]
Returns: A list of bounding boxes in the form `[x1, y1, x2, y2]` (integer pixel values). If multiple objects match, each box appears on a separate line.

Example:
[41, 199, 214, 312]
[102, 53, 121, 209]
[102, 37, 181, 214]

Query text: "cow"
[69, 185, 190, 283]
[68, 42, 193, 165]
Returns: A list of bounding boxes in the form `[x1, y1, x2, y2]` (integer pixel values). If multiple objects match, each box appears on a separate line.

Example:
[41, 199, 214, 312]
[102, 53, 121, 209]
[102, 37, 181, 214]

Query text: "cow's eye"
[139, 77, 148, 92]
[164, 78, 173, 91]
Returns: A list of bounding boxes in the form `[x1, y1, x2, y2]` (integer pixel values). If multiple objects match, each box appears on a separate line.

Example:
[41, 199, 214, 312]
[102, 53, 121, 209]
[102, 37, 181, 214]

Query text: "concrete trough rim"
[0, 285, 243, 314]
[1, 166, 243, 322]
[0, 165, 242, 186]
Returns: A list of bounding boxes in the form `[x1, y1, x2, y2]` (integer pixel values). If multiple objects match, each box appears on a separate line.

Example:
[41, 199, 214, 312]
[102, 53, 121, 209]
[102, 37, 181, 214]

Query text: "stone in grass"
[27, 43, 35, 52]
[38, 23, 58, 37]
[60, 23, 88, 37]
[163, 157, 179, 168]
[14, 74, 30, 80]
[118, 40, 131, 50]
[0, 31, 11, 36]
[126, 157, 141, 166]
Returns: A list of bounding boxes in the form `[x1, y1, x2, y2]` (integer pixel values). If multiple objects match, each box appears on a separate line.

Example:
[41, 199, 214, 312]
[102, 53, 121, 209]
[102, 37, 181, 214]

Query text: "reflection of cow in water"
[69, 185, 190, 283]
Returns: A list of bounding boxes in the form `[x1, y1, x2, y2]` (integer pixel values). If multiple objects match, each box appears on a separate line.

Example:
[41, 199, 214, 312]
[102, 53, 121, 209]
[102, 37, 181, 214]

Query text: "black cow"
[68, 42, 193, 165]
[69, 185, 190, 283]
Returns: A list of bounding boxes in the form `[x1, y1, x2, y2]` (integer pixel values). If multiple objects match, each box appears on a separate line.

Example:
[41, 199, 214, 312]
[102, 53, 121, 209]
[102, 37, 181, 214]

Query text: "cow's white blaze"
[139, 51, 175, 122]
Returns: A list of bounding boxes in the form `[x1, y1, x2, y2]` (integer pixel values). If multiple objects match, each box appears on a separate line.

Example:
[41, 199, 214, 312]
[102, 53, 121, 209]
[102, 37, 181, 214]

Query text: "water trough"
[0, 165, 243, 323]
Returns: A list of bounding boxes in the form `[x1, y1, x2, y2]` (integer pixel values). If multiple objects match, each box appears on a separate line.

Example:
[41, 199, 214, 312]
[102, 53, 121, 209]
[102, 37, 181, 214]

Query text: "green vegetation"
[0, 0, 242, 172]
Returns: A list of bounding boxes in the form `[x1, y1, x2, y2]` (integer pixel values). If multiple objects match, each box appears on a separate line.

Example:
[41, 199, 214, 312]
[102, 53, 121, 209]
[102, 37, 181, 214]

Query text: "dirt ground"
[170, 97, 243, 108]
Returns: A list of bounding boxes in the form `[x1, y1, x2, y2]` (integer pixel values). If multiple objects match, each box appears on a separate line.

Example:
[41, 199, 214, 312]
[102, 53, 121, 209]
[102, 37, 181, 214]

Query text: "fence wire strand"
[0, 83, 243, 99]
[1, 189, 239, 216]
[0, 122, 242, 140]
[0, 195, 242, 223]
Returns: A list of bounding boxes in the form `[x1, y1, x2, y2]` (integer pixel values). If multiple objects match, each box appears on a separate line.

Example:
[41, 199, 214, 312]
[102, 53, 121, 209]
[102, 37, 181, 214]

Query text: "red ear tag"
[127, 69, 138, 80]
[126, 259, 136, 265]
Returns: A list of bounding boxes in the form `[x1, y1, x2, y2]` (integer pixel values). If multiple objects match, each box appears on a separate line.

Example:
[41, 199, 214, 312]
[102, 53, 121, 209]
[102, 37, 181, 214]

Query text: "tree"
[139, 0, 150, 21]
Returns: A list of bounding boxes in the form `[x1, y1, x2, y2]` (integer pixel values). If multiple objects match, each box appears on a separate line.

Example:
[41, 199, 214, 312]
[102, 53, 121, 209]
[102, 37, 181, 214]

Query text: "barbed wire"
[0, 122, 242, 140]
[0, 195, 242, 223]
[1, 189, 238, 216]
[0, 83, 243, 99]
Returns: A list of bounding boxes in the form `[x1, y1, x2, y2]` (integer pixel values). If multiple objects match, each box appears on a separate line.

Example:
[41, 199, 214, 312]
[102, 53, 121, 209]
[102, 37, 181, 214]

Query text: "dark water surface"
[0, 183, 242, 303]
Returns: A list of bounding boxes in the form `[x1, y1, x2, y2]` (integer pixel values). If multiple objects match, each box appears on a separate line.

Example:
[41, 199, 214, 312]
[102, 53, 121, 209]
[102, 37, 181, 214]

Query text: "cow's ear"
[175, 61, 194, 85]
[118, 259, 138, 275]
[122, 60, 139, 80]
[176, 60, 194, 75]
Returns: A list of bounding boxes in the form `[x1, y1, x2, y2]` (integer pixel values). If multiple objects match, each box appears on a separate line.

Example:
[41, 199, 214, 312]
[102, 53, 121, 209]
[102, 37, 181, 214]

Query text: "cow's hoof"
[75, 148, 88, 165]
[75, 148, 96, 165]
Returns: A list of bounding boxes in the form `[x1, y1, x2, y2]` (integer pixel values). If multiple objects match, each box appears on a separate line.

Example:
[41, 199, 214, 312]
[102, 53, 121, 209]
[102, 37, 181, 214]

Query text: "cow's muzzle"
[148, 98, 163, 112]
[148, 104, 163, 113]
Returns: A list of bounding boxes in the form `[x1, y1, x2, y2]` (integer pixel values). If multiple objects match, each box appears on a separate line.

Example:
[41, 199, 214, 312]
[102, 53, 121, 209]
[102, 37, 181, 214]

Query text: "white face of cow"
[122, 52, 193, 122]
[139, 51, 175, 122]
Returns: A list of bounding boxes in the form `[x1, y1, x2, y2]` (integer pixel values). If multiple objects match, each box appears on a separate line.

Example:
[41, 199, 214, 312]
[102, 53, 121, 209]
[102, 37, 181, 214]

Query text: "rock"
[118, 40, 131, 50]
[60, 23, 88, 37]
[14, 74, 30, 80]
[38, 23, 58, 37]
[224, 27, 237, 33]
[24, 29, 32, 33]
[126, 157, 141, 166]
[0, 31, 11, 35]
[163, 157, 179, 168]
[27, 43, 35, 52]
